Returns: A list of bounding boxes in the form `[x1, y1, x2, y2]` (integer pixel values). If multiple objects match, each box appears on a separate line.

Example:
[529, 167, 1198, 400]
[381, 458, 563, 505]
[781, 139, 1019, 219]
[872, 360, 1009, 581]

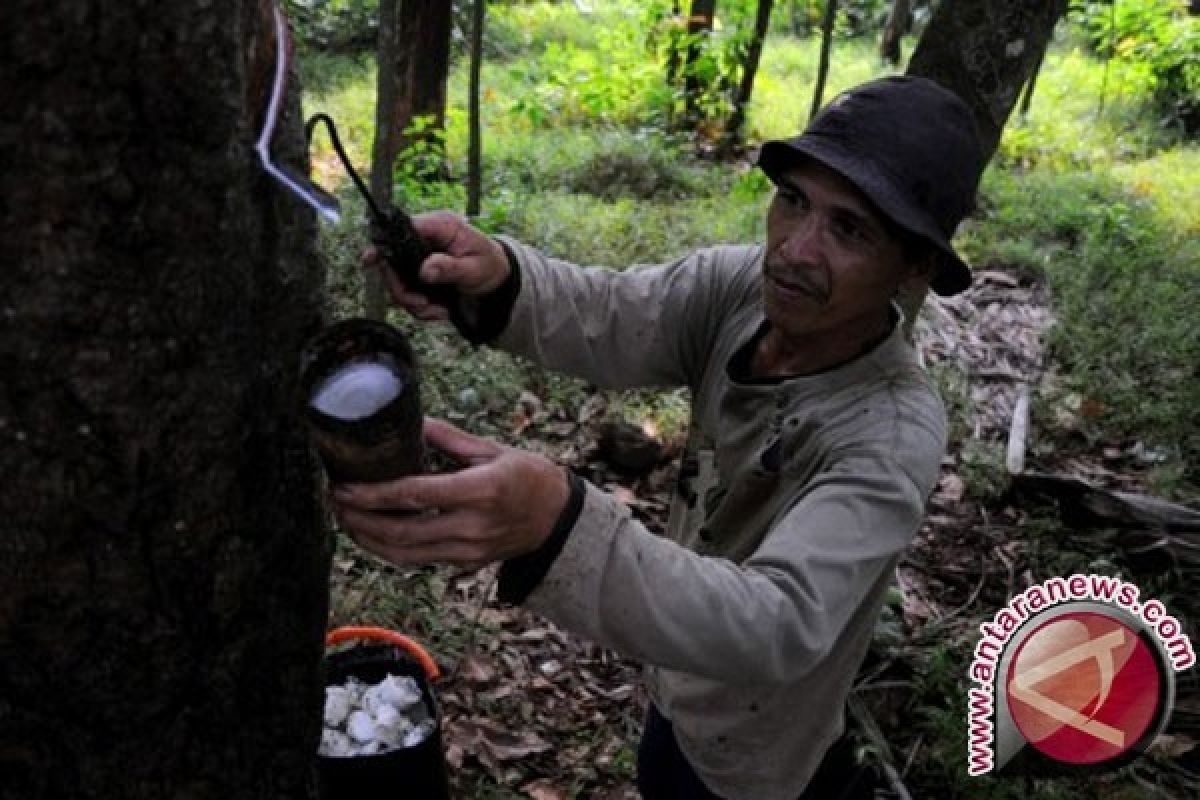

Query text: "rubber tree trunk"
[898, 0, 1067, 338]
[412, 3, 454, 138]
[0, 2, 330, 798]
[369, 0, 404, 320]
[880, 0, 911, 66]
[722, 0, 775, 153]
[369, 0, 455, 319]
[467, 0, 488, 218]
[809, 0, 838, 121]
[907, 0, 1066, 163]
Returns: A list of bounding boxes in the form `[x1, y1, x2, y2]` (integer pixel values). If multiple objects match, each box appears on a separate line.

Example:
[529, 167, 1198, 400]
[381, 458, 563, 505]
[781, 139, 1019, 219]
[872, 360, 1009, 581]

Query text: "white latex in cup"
[311, 362, 403, 421]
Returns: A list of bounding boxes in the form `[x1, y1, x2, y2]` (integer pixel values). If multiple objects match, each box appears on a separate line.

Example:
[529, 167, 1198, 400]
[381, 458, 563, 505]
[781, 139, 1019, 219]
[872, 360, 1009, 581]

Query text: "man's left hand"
[331, 417, 570, 570]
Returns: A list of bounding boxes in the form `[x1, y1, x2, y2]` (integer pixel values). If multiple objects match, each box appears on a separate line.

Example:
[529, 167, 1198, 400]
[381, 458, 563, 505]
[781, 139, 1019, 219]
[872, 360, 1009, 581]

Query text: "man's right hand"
[365, 211, 511, 321]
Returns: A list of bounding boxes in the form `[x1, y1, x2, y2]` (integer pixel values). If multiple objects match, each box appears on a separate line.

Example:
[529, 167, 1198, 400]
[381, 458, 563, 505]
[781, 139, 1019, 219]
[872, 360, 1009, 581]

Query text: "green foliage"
[969, 160, 1200, 489]
[994, 46, 1167, 171]
[393, 115, 467, 212]
[484, 0, 627, 61]
[958, 439, 1009, 503]
[504, 36, 671, 129]
[834, 0, 893, 37]
[1074, 0, 1200, 134]
[285, 0, 379, 53]
[559, 130, 704, 200]
[747, 36, 888, 141]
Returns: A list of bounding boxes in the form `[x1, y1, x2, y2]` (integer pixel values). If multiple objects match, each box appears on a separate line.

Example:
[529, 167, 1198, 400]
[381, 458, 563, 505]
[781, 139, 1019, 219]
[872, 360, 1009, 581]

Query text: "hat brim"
[758, 138, 971, 296]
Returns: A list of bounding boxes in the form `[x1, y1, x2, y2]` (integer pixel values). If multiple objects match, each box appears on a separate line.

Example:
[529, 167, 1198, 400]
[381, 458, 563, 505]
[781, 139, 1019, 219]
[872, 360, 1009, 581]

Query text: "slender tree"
[0, 2, 330, 798]
[1019, 48, 1047, 116]
[880, 0, 912, 66]
[368, 0, 407, 320]
[722, 0, 776, 153]
[679, 0, 718, 129]
[810, 0, 839, 120]
[467, 0, 488, 218]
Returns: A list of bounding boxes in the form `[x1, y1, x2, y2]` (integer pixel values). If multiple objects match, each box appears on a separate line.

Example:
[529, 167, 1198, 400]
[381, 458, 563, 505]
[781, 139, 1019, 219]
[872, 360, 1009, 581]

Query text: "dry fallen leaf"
[522, 779, 569, 800]
[461, 654, 496, 684]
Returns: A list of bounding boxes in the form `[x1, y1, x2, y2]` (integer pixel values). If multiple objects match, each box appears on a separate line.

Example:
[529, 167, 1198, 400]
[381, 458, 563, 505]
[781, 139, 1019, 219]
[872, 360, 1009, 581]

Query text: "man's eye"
[779, 190, 805, 208]
[832, 217, 864, 241]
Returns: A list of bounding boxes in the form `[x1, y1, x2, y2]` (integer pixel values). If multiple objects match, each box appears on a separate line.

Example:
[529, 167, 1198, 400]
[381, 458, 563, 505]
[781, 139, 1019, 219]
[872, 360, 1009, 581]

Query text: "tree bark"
[369, 0, 454, 317]
[467, 0, 488, 218]
[722, 0, 775, 153]
[408, 1, 454, 141]
[0, 2, 329, 798]
[369, 0, 405, 320]
[899, 0, 1066, 336]
[810, 0, 838, 121]
[680, 0, 718, 129]
[880, 0, 912, 66]
[906, 0, 1066, 162]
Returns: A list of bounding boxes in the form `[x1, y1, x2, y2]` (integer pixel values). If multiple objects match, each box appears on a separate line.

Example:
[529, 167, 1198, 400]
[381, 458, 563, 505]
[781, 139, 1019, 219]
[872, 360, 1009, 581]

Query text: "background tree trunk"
[369, 0, 405, 320]
[810, 0, 839, 120]
[408, 1, 454, 142]
[680, 0, 718, 129]
[467, 0, 488, 218]
[898, 0, 1067, 338]
[369, 0, 455, 317]
[880, 0, 912, 66]
[0, 2, 329, 798]
[906, 0, 1067, 162]
[722, 0, 775, 153]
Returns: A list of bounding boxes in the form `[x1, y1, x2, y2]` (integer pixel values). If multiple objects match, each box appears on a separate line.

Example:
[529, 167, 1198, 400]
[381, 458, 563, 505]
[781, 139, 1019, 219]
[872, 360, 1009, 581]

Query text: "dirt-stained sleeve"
[491, 237, 761, 390]
[520, 451, 931, 685]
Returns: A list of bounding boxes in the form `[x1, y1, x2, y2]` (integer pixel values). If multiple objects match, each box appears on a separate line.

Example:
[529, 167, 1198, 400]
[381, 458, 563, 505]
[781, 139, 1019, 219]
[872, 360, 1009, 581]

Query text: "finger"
[394, 289, 449, 320]
[423, 417, 505, 464]
[383, 268, 422, 305]
[350, 533, 494, 569]
[339, 509, 497, 567]
[411, 303, 450, 322]
[412, 211, 465, 251]
[418, 252, 464, 285]
[337, 468, 494, 511]
[361, 245, 381, 266]
[339, 507, 481, 548]
[404, 297, 450, 321]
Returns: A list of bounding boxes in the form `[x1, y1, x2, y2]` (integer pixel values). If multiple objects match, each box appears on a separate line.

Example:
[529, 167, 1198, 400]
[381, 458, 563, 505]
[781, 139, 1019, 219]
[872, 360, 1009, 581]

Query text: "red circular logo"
[1005, 611, 1163, 765]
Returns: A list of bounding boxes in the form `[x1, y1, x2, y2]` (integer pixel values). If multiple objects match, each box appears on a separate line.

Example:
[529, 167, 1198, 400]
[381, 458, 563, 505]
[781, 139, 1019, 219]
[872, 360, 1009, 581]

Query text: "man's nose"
[780, 214, 823, 262]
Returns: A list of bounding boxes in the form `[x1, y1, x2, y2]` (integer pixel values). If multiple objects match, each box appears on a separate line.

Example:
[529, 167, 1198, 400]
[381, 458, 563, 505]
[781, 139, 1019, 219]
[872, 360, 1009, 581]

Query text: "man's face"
[763, 159, 923, 342]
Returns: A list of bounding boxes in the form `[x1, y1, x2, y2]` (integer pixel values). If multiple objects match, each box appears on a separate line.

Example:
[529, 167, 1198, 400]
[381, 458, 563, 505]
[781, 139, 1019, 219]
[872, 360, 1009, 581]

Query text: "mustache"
[764, 260, 831, 304]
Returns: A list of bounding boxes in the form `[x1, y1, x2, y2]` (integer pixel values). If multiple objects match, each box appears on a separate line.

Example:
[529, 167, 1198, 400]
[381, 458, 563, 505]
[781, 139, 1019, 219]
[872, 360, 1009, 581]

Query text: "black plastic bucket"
[319, 627, 450, 800]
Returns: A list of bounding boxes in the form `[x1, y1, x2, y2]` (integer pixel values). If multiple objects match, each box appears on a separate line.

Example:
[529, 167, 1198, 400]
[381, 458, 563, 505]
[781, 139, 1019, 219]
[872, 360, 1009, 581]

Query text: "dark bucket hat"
[757, 76, 984, 296]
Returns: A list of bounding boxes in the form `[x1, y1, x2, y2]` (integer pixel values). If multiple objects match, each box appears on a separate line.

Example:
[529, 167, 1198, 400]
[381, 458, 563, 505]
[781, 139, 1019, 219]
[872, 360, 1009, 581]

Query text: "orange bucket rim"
[325, 625, 441, 683]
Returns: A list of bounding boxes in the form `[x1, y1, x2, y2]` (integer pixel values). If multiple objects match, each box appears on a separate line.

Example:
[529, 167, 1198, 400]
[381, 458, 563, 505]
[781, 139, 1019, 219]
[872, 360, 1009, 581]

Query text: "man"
[334, 76, 984, 799]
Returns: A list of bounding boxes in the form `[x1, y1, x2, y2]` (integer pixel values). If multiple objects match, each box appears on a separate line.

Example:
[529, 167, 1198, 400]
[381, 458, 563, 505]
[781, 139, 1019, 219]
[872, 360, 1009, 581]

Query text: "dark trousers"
[636, 705, 877, 800]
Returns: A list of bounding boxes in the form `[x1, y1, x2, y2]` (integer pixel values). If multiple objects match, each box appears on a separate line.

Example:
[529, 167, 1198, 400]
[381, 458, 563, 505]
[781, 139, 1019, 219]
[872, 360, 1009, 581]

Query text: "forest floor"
[327, 262, 1200, 799]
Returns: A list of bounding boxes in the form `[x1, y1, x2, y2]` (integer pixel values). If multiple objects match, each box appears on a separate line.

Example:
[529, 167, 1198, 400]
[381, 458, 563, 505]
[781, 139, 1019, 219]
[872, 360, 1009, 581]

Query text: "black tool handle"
[372, 206, 464, 324]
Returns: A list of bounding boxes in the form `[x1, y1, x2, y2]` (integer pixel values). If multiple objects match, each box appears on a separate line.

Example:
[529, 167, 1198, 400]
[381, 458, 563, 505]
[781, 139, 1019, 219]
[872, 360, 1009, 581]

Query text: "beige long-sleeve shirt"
[492, 238, 946, 800]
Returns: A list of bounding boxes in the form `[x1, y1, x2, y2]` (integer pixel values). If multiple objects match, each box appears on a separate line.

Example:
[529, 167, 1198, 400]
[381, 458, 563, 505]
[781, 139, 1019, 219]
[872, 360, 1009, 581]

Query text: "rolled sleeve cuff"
[497, 468, 586, 605]
[452, 238, 522, 346]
